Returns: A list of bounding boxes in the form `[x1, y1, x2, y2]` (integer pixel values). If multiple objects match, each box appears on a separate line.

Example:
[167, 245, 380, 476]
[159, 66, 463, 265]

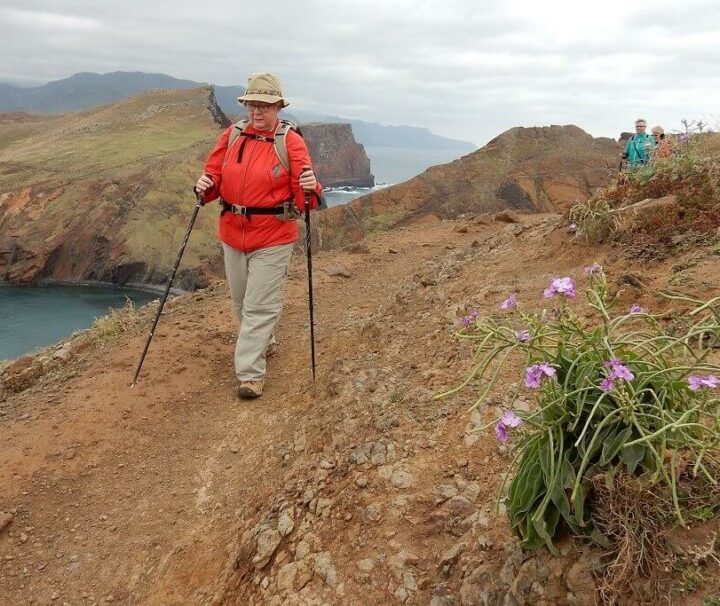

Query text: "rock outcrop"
[317, 125, 621, 249]
[300, 123, 374, 188]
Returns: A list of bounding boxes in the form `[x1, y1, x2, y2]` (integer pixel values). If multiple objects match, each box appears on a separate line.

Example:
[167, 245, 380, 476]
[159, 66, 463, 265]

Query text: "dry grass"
[592, 473, 675, 604]
[91, 298, 139, 344]
[592, 463, 720, 605]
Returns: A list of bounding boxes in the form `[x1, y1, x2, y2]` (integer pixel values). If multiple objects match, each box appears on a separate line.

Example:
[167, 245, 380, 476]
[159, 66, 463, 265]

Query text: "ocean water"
[364, 145, 470, 185]
[323, 146, 470, 207]
[0, 284, 157, 360]
[323, 185, 386, 207]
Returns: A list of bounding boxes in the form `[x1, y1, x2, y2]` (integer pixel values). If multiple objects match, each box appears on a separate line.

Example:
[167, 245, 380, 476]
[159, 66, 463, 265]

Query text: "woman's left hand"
[299, 167, 317, 191]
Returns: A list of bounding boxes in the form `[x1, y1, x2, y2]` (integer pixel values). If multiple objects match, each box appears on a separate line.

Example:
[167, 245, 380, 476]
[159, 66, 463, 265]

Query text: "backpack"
[226, 118, 327, 210]
[227, 118, 301, 173]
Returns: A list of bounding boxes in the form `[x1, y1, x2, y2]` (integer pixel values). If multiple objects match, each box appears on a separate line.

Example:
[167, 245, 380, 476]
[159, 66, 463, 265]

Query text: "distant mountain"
[0, 72, 202, 113]
[0, 71, 475, 152]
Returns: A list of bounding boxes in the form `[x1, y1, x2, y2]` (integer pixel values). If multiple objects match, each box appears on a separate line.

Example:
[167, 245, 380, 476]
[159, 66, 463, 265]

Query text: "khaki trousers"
[222, 242, 294, 381]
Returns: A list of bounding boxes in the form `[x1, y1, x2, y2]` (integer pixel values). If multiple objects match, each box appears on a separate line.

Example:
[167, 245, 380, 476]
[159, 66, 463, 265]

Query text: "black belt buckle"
[232, 204, 248, 216]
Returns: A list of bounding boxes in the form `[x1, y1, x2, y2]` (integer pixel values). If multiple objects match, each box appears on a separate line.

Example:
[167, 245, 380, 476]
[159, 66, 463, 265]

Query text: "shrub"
[91, 298, 138, 343]
[441, 267, 720, 554]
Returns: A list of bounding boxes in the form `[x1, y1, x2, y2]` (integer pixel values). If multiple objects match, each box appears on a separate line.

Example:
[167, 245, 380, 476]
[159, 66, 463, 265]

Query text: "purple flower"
[630, 304, 643, 314]
[603, 358, 635, 382]
[600, 377, 615, 392]
[515, 329, 530, 343]
[543, 277, 577, 299]
[584, 263, 602, 277]
[500, 293, 517, 310]
[495, 422, 508, 442]
[568, 223, 577, 233]
[688, 375, 720, 391]
[525, 363, 557, 388]
[501, 410, 523, 428]
[495, 410, 523, 442]
[680, 133, 690, 143]
[460, 309, 479, 327]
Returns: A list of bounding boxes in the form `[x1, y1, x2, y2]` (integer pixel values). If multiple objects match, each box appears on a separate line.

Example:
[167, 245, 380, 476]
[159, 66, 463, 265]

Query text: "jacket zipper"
[239, 139, 253, 253]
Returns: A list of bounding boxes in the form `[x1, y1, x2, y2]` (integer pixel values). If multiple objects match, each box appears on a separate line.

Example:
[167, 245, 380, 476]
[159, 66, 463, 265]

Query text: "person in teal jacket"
[622, 118, 656, 168]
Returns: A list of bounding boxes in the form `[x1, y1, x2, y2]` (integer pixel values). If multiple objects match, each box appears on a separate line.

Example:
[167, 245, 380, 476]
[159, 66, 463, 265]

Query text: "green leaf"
[621, 443, 645, 473]
[573, 481, 589, 527]
[532, 505, 561, 555]
[578, 423, 614, 461]
[600, 426, 633, 465]
[508, 451, 544, 517]
[538, 434, 554, 483]
[559, 454, 576, 489]
[517, 511, 543, 550]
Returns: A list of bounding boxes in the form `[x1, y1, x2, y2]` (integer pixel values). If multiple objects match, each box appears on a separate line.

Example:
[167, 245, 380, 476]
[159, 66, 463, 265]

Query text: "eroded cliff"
[299, 123, 374, 188]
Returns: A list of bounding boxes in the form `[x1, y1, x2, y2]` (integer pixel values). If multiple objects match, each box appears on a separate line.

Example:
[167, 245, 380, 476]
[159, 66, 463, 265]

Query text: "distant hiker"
[622, 119, 656, 168]
[652, 126, 673, 159]
[194, 73, 323, 399]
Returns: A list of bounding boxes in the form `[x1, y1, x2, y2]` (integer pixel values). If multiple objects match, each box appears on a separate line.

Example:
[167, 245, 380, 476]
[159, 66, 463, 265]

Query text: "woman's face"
[244, 102, 281, 131]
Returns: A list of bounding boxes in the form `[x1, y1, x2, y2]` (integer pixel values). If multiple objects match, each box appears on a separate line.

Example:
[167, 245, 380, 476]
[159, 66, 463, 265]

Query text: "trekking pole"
[131, 194, 204, 387]
[302, 170, 317, 381]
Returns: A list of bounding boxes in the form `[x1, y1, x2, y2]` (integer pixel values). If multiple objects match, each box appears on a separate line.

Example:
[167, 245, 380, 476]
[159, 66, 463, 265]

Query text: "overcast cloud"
[0, 0, 718, 145]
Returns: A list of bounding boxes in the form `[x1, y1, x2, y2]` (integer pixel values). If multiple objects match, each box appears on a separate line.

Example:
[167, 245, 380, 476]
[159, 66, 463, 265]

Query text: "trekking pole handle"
[300, 166, 315, 194]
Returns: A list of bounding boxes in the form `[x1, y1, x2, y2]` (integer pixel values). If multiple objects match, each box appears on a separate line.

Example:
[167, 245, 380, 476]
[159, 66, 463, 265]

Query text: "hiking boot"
[237, 380, 264, 399]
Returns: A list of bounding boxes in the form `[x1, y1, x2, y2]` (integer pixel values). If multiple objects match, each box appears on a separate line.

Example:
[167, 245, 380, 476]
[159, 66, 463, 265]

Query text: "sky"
[0, 0, 719, 146]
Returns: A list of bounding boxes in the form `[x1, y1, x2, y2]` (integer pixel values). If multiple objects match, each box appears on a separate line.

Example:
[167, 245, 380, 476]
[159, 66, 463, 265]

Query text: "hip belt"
[219, 199, 295, 216]
[219, 199, 301, 221]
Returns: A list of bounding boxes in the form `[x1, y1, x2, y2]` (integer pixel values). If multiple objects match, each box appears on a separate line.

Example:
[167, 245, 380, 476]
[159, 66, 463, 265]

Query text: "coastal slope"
[319, 125, 621, 247]
[0, 88, 372, 287]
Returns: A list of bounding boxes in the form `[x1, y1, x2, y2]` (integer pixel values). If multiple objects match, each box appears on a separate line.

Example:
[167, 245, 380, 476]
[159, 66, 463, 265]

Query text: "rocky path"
[2, 213, 719, 605]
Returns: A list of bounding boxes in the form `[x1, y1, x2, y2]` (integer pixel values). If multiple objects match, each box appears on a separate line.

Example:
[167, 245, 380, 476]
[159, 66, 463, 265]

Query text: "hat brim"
[237, 93, 289, 108]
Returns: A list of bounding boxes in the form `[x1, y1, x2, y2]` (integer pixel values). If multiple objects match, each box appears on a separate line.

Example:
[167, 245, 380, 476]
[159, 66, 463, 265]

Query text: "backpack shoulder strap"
[228, 119, 250, 148]
[273, 119, 302, 173]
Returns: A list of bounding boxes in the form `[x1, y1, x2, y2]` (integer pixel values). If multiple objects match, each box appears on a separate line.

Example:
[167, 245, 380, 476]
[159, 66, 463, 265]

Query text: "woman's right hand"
[195, 174, 214, 194]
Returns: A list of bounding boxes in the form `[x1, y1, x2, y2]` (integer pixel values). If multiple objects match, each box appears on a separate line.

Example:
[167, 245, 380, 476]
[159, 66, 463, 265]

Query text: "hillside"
[0, 71, 475, 152]
[0, 88, 372, 287]
[0, 87, 229, 288]
[1, 209, 719, 604]
[317, 125, 622, 248]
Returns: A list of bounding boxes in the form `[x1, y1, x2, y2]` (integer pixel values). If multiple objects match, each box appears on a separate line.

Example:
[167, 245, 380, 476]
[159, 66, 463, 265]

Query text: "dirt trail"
[1, 214, 719, 605]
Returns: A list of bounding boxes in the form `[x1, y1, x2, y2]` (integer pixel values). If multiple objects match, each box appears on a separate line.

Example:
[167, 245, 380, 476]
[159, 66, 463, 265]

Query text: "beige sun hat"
[237, 72, 289, 108]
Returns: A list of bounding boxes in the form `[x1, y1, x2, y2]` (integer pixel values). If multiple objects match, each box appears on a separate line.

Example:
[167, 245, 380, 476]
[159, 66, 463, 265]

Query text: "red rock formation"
[299, 123, 374, 188]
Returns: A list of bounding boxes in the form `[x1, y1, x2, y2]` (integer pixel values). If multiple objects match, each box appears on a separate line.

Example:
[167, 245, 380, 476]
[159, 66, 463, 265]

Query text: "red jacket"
[202, 122, 322, 253]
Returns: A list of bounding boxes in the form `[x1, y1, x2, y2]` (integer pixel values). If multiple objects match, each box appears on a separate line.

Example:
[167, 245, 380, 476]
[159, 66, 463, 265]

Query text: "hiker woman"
[652, 126, 673, 159]
[194, 73, 323, 399]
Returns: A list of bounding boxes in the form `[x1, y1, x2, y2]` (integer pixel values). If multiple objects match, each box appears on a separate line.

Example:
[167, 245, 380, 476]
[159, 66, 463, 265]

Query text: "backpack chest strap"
[239, 132, 275, 143]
